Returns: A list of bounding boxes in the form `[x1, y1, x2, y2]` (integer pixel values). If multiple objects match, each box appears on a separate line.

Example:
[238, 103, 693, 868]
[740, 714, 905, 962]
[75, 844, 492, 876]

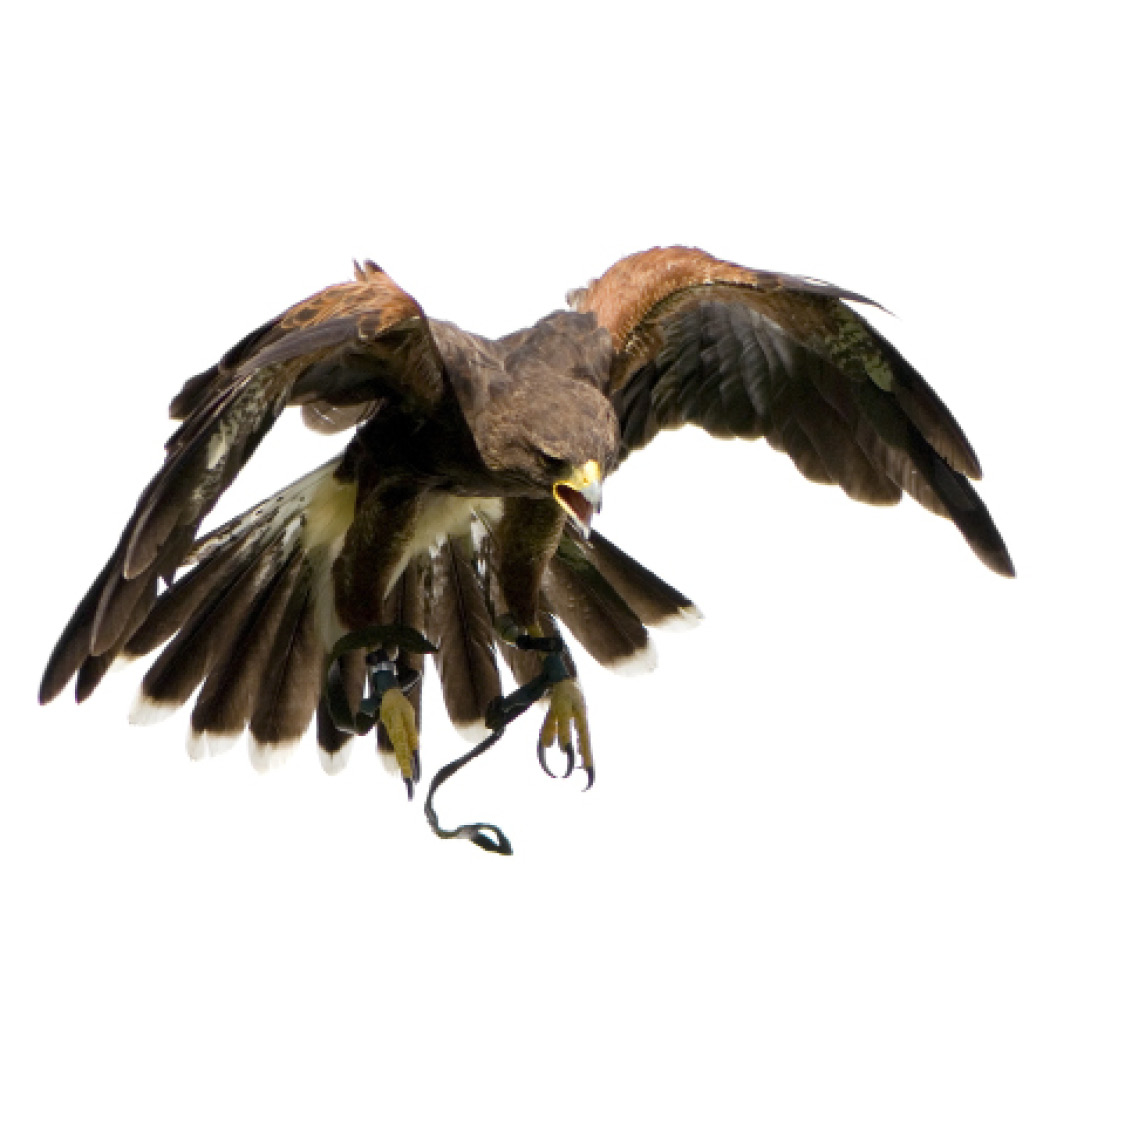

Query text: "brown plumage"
[40, 247, 1014, 779]
[577, 530, 698, 630]
[544, 537, 653, 673]
[428, 536, 502, 734]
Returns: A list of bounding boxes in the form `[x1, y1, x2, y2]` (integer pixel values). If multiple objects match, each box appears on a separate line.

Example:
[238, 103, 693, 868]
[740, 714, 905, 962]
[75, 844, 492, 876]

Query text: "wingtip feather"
[981, 543, 1017, 579]
[39, 667, 68, 706]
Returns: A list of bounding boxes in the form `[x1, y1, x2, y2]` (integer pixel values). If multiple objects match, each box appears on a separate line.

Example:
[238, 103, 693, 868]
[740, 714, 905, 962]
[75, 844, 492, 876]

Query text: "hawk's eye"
[539, 454, 568, 476]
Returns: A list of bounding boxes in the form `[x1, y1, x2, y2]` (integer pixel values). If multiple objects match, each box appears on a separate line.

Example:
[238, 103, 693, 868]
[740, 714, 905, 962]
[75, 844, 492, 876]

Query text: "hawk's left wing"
[571, 246, 1013, 577]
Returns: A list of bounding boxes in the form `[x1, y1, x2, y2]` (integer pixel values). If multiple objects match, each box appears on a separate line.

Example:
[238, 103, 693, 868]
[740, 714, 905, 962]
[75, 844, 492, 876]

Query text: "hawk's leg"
[539, 677, 593, 789]
[496, 615, 594, 788]
[492, 497, 595, 787]
[366, 651, 421, 795]
[379, 686, 420, 791]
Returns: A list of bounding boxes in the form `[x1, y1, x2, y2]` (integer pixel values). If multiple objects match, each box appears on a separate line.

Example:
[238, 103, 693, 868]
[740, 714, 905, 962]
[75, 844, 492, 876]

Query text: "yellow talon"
[538, 678, 594, 787]
[379, 686, 419, 781]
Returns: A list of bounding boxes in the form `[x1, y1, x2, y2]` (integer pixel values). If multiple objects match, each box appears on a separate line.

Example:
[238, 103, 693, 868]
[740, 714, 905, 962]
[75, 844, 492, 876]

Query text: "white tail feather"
[658, 603, 704, 632]
[318, 743, 352, 775]
[129, 693, 179, 726]
[605, 639, 659, 676]
[186, 727, 240, 761]
[248, 736, 301, 774]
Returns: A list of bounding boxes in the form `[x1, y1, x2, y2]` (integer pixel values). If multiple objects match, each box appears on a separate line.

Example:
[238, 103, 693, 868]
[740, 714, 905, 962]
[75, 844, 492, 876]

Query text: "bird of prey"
[40, 246, 1014, 794]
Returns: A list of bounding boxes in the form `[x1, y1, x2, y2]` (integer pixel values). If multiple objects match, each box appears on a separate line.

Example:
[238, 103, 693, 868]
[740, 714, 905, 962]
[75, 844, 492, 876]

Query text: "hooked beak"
[552, 460, 602, 538]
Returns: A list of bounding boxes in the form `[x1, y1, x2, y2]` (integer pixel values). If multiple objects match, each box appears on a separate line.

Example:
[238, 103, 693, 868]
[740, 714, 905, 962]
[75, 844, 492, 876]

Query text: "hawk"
[40, 246, 1014, 793]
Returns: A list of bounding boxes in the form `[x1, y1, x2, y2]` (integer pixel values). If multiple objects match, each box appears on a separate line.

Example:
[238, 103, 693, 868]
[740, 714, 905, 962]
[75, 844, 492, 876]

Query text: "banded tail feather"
[428, 536, 502, 740]
[540, 530, 702, 673]
[579, 530, 701, 631]
[118, 457, 358, 769]
[545, 538, 655, 674]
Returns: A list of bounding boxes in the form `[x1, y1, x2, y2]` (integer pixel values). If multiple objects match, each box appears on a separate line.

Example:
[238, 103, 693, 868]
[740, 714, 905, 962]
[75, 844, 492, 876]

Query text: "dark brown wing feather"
[300, 401, 380, 435]
[427, 536, 502, 732]
[574, 246, 1013, 576]
[73, 577, 158, 703]
[248, 559, 322, 751]
[192, 549, 311, 748]
[577, 530, 698, 629]
[136, 527, 297, 715]
[40, 262, 447, 705]
[544, 537, 651, 671]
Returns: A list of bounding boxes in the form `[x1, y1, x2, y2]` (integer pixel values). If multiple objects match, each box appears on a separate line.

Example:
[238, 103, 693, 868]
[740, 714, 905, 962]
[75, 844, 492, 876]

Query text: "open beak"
[552, 460, 602, 538]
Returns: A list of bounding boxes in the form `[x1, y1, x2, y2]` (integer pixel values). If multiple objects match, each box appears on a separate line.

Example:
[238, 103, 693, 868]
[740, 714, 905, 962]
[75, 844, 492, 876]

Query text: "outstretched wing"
[571, 246, 1013, 577]
[40, 261, 448, 704]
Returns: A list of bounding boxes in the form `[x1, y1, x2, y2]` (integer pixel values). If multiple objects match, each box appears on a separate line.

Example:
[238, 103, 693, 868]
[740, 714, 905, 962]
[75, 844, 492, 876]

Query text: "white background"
[2, 2, 1121, 1122]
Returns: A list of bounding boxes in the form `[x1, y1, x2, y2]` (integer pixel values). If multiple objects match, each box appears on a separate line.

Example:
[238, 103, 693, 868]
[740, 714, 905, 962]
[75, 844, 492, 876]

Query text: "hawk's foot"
[379, 686, 420, 795]
[538, 678, 594, 789]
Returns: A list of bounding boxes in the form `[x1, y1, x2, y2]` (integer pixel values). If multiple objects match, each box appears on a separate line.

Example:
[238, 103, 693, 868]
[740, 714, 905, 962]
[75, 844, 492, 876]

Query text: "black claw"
[403, 776, 415, 801]
[537, 740, 557, 778]
[537, 739, 577, 780]
[580, 761, 595, 792]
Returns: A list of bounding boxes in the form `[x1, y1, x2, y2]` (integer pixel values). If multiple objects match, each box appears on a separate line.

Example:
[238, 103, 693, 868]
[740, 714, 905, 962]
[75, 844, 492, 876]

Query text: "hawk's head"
[478, 375, 617, 538]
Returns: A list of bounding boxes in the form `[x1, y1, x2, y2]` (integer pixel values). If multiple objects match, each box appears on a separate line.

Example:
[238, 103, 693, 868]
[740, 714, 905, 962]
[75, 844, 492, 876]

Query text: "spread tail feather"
[546, 537, 656, 674]
[89, 458, 357, 766]
[573, 529, 701, 631]
[428, 536, 502, 739]
[46, 457, 707, 772]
